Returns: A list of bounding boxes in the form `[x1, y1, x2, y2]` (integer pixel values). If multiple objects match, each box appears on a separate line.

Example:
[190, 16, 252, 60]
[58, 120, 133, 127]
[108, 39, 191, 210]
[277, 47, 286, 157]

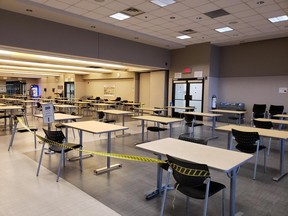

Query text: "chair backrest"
[252, 104, 266, 113]
[97, 111, 105, 120]
[232, 129, 259, 145]
[167, 155, 210, 187]
[184, 114, 194, 123]
[253, 119, 273, 129]
[178, 135, 208, 145]
[43, 128, 66, 143]
[269, 105, 284, 116]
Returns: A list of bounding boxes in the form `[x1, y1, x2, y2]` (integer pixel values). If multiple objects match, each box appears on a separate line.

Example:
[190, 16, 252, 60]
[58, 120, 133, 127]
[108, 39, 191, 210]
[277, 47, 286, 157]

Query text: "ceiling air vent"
[204, 9, 230, 19]
[179, 29, 197, 35]
[121, 7, 145, 17]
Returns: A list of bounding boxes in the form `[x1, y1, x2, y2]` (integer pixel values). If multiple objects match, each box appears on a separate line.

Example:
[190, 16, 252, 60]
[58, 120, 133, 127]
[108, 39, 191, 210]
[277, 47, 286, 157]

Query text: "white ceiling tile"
[262, 9, 287, 18]
[225, 3, 251, 13]
[65, 6, 87, 15]
[182, 0, 210, 8]
[104, 1, 129, 11]
[30, 0, 50, 3]
[83, 11, 105, 20]
[178, 8, 201, 17]
[135, 13, 157, 21]
[172, 18, 193, 26]
[165, 2, 190, 13]
[249, 19, 271, 27]
[245, 0, 276, 9]
[149, 8, 172, 17]
[213, 0, 243, 8]
[93, 7, 114, 16]
[45, 0, 70, 9]
[234, 9, 257, 18]
[116, 0, 146, 7]
[160, 22, 179, 29]
[241, 14, 263, 22]
[278, 1, 288, 8]
[148, 17, 167, 25]
[214, 14, 237, 22]
[74, 0, 100, 10]
[194, 3, 220, 13]
[197, 18, 219, 26]
[135, 1, 159, 12]
[59, 0, 81, 4]
[255, 4, 282, 13]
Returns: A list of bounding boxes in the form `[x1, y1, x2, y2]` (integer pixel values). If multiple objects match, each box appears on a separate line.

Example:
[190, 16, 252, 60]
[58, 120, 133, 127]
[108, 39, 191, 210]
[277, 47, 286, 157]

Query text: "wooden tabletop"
[63, 120, 128, 134]
[255, 118, 288, 125]
[133, 115, 182, 124]
[137, 138, 253, 173]
[134, 107, 167, 112]
[216, 124, 288, 140]
[98, 109, 133, 115]
[182, 111, 223, 117]
[167, 106, 195, 110]
[34, 113, 82, 121]
[211, 109, 246, 114]
[0, 105, 23, 110]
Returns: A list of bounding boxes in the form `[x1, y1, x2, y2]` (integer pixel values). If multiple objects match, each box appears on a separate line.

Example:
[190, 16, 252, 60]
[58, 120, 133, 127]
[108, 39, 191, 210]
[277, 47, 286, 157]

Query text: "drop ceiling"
[0, 0, 288, 79]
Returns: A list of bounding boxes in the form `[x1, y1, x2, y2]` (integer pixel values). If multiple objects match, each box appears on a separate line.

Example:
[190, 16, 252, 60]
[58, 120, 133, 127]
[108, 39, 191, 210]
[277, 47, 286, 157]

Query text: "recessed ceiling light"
[150, 0, 176, 7]
[215, 27, 233, 33]
[170, 16, 176, 19]
[176, 35, 191, 40]
[196, 16, 202, 20]
[268, 15, 288, 23]
[110, 13, 130, 20]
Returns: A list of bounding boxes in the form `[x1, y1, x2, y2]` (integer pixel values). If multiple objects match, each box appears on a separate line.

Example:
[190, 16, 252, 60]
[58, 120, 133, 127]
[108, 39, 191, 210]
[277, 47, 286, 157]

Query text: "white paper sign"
[41, 103, 55, 124]
[174, 73, 182, 78]
[194, 71, 203, 78]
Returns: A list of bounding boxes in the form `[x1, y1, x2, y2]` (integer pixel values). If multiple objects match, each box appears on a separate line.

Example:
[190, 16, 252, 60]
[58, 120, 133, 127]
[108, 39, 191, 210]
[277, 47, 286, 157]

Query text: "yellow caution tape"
[16, 117, 209, 177]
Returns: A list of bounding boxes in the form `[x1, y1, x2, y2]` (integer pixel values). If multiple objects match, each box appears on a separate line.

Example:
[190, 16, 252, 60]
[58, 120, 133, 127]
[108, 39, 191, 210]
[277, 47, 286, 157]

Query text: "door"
[172, 79, 204, 117]
[64, 82, 74, 100]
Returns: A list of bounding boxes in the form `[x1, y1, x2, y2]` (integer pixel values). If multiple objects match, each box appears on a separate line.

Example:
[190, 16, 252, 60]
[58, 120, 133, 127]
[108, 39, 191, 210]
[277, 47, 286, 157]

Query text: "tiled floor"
[1, 114, 288, 216]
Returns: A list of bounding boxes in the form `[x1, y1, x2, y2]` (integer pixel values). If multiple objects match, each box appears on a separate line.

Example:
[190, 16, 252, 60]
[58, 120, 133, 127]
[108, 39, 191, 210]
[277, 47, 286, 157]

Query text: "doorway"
[64, 82, 74, 100]
[172, 78, 204, 117]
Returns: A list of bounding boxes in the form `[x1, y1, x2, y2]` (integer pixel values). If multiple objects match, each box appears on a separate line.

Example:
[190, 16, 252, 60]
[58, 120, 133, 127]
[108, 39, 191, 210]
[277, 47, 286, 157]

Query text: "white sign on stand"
[41, 103, 55, 124]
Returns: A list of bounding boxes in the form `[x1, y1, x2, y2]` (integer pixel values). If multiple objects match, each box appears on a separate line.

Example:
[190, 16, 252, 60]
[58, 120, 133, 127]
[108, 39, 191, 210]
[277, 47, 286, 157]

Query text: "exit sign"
[183, 68, 191, 73]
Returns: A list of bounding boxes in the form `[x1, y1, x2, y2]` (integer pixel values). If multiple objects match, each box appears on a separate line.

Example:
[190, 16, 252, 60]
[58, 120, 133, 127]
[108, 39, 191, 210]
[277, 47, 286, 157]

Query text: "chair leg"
[160, 168, 172, 216]
[203, 180, 210, 216]
[79, 146, 83, 172]
[36, 143, 46, 177]
[264, 149, 267, 173]
[34, 131, 37, 150]
[8, 123, 17, 151]
[253, 144, 260, 180]
[222, 188, 226, 216]
[185, 196, 190, 215]
[267, 138, 272, 155]
[56, 149, 64, 182]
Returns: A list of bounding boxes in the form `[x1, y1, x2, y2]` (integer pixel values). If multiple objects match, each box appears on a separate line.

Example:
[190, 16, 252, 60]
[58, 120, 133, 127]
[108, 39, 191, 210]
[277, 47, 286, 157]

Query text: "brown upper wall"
[219, 37, 288, 77]
[0, 9, 171, 69]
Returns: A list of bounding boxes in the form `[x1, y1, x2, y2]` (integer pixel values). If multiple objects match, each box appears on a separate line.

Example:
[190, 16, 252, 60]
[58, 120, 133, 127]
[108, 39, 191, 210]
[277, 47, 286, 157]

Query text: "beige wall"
[139, 71, 165, 108]
[218, 76, 288, 123]
[84, 78, 134, 100]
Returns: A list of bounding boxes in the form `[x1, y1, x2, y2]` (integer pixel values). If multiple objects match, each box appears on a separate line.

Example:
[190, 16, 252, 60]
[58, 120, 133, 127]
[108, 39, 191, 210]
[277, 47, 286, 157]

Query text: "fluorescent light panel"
[176, 35, 191, 39]
[151, 0, 176, 7]
[0, 49, 126, 69]
[215, 27, 233, 33]
[0, 69, 59, 76]
[110, 13, 130, 20]
[268, 15, 288, 23]
[0, 59, 113, 73]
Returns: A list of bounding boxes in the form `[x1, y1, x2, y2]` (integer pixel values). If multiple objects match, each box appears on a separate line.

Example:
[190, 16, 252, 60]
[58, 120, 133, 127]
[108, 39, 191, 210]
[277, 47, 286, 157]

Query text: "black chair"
[36, 128, 82, 182]
[160, 155, 226, 216]
[253, 119, 273, 155]
[55, 112, 78, 138]
[97, 111, 116, 124]
[232, 129, 267, 180]
[268, 105, 284, 119]
[251, 104, 266, 124]
[184, 114, 203, 137]
[146, 123, 167, 141]
[178, 134, 208, 145]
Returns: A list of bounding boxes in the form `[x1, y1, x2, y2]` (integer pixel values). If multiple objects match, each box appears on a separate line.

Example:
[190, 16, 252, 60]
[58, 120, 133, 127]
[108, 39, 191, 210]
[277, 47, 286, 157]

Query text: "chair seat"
[176, 181, 226, 200]
[147, 126, 167, 132]
[49, 143, 82, 153]
[178, 134, 208, 145]
[186, 122, 203, 127]
[104, 119, 116, 123]
[55, 123, 66, 128]
[236, 144, 266, 153]
[18, 127, 38, 133]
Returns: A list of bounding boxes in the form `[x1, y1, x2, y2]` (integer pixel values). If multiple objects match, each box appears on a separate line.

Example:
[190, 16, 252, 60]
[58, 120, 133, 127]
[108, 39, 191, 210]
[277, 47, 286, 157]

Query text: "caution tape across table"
[16, 117, 209, 177]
